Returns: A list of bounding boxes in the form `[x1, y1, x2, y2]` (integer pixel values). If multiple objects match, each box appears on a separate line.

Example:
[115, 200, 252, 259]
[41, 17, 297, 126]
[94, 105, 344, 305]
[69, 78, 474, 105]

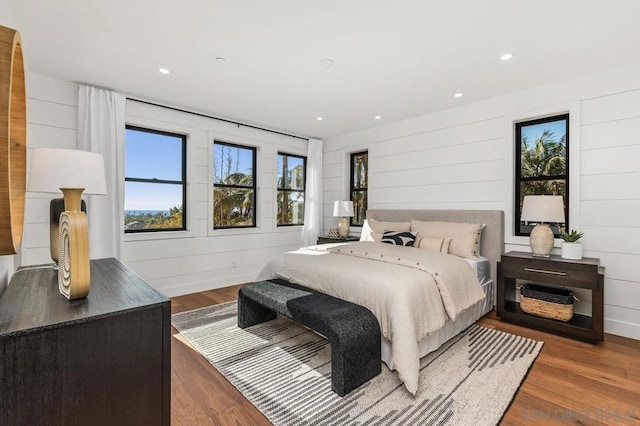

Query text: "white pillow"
[416, 236, 452, 253]
[411, 220, 484, 258]
[359, 219, 411, 242]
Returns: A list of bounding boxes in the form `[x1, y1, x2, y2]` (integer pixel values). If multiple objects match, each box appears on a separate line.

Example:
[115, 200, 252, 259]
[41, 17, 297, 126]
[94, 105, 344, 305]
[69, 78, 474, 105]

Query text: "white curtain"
[77, 85, 126, 259]
[302, 138, 323, 246]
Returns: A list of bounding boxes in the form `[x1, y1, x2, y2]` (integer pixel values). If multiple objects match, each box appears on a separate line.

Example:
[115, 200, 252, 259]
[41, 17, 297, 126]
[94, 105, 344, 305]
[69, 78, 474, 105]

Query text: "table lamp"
[520, 195, 565, 257]
[333, 201, 354, 238]
[27, 148, 107, 300]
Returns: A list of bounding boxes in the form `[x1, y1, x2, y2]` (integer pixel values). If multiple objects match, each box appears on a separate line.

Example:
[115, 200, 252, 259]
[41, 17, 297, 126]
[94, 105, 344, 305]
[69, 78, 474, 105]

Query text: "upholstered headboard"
[366, 210, 505, 285]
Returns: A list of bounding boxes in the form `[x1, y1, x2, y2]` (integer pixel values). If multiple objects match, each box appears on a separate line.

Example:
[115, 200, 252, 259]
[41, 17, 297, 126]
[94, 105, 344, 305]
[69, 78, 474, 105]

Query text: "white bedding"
[256, 241, 485, 394]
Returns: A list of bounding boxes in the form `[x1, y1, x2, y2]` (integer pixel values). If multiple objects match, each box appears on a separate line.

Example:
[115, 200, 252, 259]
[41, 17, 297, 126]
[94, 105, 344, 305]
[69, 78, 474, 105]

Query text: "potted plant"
[561, 229, 584, 260]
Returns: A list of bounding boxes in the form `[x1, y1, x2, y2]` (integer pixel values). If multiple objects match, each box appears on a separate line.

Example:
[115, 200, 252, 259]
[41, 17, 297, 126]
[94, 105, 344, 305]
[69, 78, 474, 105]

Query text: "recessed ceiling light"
[320, 58, 334, 68]
[317, 117, 324, 121]
[454, 92, 463, 98]
[158, 67, 170, 75]
[500, 53, 514, 61]
[374, 115, 382, 120]
[215, 57, 226, 63]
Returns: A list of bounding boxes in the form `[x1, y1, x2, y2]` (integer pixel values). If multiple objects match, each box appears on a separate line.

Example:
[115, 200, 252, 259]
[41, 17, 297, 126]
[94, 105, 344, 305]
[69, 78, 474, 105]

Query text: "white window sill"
[124, 229, 194, 242]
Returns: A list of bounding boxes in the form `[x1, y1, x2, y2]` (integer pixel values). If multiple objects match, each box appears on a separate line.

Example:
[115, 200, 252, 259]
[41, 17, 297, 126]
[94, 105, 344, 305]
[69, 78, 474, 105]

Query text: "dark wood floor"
[171, 285, 640, 425]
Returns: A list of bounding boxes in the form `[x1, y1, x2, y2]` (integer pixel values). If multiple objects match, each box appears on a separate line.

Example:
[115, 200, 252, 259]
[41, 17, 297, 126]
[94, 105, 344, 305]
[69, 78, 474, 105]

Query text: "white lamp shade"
[521, 195, 565, 223]
[27, 148, 107, 195]
[333, 200, 354, 217]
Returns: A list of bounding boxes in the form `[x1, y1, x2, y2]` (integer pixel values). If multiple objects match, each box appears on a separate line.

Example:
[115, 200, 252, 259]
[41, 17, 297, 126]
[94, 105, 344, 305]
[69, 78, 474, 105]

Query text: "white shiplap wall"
[21, 73, 79, 266]
[580, 91, 640, 339]
[324, 62, 640, 340]
[19, 74, 309, 297]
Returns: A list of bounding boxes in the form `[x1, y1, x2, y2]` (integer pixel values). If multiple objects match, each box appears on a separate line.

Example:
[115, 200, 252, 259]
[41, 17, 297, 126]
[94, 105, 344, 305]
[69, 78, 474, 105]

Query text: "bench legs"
[237, 289, 276, 329]
[238, 284, 381, 397]
[325, 314, 381, 396]
[287, 295, 381, 396]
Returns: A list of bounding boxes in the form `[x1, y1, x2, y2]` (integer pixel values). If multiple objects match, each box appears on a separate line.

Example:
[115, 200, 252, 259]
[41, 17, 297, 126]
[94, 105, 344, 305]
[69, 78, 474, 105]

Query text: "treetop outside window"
[515, 114, 569, 237]
[277, 152, 306, 226]
[124, 125, 187, 233]
[350, 150, 368, 226]
[213, 141, 257, 229]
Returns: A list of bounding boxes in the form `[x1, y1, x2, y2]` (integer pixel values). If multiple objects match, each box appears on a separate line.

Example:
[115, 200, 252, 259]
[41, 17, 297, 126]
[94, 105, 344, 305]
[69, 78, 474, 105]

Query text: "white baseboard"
[156, 273, 256, 298]
[604, 318, 640, 341]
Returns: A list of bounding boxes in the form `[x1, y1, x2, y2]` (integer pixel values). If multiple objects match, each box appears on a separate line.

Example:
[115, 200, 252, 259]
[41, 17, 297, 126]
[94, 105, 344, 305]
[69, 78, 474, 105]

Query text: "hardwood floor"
[171, 285, 640, 425]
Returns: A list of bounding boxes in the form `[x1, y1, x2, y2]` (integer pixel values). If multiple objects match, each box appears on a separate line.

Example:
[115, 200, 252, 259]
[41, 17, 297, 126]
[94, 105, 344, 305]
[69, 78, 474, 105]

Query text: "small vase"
[561, 242, 582, 260]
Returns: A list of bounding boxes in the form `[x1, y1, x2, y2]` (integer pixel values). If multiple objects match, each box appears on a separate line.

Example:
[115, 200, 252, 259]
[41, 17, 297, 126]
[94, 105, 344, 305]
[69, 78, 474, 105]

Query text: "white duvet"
[256, 241, 485, 394]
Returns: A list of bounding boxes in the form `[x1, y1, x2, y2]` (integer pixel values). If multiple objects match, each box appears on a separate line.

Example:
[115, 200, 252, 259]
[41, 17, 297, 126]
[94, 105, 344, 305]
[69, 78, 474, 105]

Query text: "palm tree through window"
[350, 151, 368, 226]
[277, 153, 306, 226]
[515, 114, 569, 236]
[213, 141, 256, 228]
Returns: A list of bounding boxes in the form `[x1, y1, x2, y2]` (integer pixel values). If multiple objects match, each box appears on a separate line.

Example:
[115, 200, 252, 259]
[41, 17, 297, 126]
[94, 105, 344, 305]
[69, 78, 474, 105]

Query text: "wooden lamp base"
[58, 210, 90, 300]
[50, 197, 86, 267]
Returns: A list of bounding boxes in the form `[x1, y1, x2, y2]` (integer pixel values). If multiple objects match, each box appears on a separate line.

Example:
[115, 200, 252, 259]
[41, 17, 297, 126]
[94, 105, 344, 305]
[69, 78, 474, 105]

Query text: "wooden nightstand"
[497, 251, 604, 343]
[317, 235, 359, 245]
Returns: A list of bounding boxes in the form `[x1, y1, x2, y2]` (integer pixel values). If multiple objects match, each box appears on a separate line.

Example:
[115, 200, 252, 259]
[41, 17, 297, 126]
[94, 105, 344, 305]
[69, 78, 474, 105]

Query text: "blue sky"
[521, 118, 567, 146]
[125, 131, 260, 211]
[125, 128, 183, 211]
[276, 154, 304, 189]
[213, 143, 254, 183]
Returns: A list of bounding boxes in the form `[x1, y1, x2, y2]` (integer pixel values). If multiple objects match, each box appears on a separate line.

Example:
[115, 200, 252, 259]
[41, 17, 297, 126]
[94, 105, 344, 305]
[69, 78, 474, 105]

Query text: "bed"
[256, 209, 504, 394]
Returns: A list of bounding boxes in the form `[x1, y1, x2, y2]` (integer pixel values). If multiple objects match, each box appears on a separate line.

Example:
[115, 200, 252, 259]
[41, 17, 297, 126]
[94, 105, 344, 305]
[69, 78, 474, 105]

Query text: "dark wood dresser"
[0, 258, 170, 426]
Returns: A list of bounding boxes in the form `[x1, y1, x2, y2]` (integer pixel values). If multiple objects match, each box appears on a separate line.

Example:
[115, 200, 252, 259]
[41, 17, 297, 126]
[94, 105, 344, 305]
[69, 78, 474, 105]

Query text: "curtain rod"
[126, 97, 309, 141]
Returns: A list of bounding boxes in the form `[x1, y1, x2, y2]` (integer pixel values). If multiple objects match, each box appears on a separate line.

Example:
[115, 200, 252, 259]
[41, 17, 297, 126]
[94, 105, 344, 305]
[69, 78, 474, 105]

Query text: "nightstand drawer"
[501, 256, 600, 289]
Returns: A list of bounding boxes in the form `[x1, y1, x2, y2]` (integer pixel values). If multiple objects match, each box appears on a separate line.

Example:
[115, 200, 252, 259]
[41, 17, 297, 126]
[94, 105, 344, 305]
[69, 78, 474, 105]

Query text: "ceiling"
[5, 1, 640, 139]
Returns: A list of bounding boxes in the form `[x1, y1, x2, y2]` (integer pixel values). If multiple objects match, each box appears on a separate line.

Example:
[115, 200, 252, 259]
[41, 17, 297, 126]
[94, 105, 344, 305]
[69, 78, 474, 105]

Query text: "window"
[515, 114, 569, 236]
[350, 150, 368, 226]
[124, 126, 186, 232]
[213, 141, 256, 228]
[277, 152, 306, 226]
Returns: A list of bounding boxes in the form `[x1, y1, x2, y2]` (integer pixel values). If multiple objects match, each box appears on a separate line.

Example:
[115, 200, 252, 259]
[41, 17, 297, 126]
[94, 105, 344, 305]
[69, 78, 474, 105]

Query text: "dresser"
[0, 258, 170, 426]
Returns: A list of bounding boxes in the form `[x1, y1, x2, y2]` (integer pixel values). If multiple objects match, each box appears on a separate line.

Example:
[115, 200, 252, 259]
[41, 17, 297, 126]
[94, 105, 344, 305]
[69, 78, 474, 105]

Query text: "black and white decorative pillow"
[380, 231, 417, 247]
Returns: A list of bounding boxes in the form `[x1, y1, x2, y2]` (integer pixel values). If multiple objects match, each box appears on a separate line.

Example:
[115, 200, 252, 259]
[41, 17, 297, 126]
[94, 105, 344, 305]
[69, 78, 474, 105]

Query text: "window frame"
[212, 140, 257, 229]
[349, 150, 368, 226]
[276, 152, 306, 227]
[124, 125, 187, 234]
[514, 113, 569, 237]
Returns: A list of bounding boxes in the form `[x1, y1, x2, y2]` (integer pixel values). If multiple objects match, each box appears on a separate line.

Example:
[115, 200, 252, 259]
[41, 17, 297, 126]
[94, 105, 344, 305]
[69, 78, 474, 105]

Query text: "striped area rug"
[172, 302, 542, 426]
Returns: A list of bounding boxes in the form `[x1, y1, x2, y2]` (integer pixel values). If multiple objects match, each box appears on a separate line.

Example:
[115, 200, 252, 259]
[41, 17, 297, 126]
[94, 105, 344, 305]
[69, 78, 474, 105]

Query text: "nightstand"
[497, 251, 604, 343]
[317, 235, 359, 245]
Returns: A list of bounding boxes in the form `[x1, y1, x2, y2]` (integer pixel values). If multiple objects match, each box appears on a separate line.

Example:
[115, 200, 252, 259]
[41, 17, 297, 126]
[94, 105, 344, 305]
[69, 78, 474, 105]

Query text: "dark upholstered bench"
[238, 279, 381, 396]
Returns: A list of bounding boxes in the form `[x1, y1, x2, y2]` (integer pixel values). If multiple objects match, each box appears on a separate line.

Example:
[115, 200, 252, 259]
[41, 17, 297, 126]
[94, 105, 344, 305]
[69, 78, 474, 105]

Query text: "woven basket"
[520, 284, 574, 322]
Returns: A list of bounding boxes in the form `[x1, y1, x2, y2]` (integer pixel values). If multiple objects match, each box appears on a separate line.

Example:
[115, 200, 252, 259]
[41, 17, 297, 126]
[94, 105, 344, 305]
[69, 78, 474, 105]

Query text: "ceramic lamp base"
[338, 217, 350, 237]
[530, 223, 554, 257]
